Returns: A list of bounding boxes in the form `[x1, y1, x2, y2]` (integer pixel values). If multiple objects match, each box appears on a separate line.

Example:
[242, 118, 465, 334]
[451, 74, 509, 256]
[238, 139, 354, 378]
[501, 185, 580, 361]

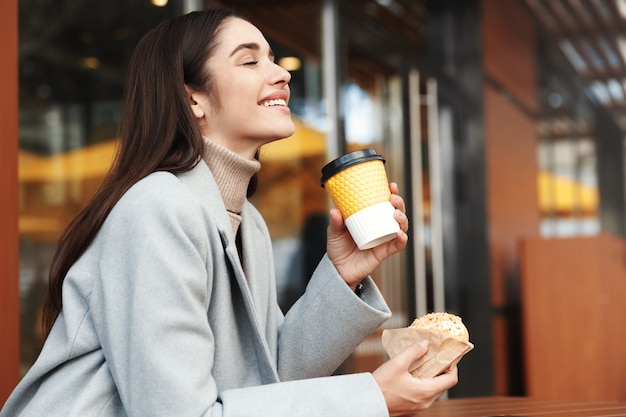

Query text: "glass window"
[18, 0, 181, 374]
[230, 0, 415, 373]
[537, 51, 600, 237]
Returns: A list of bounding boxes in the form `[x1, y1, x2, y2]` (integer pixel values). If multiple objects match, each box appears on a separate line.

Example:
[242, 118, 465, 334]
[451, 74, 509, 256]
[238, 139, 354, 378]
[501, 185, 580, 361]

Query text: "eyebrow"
[229, 42, 275, 59]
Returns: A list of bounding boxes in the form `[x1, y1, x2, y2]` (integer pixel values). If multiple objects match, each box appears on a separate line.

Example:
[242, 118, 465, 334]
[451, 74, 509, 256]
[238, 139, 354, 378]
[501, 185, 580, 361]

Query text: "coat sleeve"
[219, 373, 388, 416]
[277, 255, 392, 380]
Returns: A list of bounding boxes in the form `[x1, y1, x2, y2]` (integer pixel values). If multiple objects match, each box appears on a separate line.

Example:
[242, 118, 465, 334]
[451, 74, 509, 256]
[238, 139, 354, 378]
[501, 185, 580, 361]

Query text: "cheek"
[222, 80, 257, 108]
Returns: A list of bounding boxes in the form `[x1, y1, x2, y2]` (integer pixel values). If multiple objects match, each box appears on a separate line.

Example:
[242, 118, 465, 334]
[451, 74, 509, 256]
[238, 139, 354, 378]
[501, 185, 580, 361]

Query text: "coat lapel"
[178, 161, 279, 383]
[222, 236, 279, 383]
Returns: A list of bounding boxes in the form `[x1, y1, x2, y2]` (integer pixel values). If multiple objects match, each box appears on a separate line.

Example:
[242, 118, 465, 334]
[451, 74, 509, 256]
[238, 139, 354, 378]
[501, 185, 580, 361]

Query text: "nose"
[271, 61, 291, 86]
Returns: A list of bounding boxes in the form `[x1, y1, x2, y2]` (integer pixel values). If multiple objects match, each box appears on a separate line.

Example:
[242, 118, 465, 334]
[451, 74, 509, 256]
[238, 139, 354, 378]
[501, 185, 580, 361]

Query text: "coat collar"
[177, 160, 235, 244]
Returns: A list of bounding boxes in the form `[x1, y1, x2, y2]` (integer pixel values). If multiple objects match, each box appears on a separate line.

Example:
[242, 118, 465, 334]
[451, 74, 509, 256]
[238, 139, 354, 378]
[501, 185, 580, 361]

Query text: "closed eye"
[243, 61, 258, 66]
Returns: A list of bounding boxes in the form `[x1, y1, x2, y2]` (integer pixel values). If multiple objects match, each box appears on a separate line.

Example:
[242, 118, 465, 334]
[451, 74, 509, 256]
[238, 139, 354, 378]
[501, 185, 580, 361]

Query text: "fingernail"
[418, 340, 429, 349]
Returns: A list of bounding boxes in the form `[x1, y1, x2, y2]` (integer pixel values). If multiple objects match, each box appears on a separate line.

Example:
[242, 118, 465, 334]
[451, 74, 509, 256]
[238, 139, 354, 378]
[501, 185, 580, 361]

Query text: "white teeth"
[262, 99, 286, 107]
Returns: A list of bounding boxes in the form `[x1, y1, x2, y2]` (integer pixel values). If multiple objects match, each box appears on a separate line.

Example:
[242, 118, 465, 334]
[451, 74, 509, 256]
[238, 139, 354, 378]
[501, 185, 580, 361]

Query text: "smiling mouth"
[261, 99, 287, 107]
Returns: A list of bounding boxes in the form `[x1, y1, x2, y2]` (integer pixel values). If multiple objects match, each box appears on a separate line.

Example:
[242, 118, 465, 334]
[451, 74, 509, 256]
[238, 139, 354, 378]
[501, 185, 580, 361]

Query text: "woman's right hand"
[372, 341, 459, 416]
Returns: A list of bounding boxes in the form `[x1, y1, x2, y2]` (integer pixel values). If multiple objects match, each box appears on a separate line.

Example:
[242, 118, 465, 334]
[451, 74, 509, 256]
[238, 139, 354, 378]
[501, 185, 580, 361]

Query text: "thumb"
[327, 208, 346, 235]
[395, 340, 429, 369]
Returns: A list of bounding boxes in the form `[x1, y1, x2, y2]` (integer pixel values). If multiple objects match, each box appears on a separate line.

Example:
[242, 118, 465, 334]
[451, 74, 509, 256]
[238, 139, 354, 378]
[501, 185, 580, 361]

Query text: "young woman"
[1, 8, 458, 417]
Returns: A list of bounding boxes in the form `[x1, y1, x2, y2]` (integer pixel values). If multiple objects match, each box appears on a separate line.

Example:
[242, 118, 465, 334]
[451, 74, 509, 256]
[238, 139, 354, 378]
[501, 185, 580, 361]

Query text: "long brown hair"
[42, 8, 240, 335]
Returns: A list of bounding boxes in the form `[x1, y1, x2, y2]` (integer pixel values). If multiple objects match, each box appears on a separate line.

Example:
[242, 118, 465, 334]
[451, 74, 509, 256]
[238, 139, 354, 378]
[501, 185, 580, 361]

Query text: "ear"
[184, 85, 206, 120]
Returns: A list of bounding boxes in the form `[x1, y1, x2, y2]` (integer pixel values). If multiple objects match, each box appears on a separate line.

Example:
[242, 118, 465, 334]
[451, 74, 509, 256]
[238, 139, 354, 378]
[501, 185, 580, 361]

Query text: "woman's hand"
[326, 182, 409, 289]
[372, 341, 459, 416]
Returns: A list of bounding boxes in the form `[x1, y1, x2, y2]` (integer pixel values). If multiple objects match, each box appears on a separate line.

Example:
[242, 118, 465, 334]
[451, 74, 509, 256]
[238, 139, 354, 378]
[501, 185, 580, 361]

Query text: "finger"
[439, 365, 458, 381]
[393, 228, 409, 248]
[327, 208, 346, 235]
[389, 182, 399, 195]
[394, 208, 409, 233]
[330, 207, 343, 222]
[395, 341, 429, 370]
[431, 365, 459, 390]
[391, 194, 405, 212]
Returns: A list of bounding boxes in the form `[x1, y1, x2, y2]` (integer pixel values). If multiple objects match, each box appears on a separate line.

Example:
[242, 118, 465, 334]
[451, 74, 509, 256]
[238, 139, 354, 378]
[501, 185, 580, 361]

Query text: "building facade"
[3, 0, 626, 406]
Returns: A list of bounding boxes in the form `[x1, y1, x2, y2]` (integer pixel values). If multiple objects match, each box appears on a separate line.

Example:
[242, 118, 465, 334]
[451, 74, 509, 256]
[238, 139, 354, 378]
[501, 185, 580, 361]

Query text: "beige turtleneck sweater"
[201, 138, 260, 236]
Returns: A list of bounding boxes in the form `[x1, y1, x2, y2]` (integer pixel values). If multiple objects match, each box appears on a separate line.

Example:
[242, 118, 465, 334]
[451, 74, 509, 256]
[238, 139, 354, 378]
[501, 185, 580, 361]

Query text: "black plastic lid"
[320, 148, 385, 187]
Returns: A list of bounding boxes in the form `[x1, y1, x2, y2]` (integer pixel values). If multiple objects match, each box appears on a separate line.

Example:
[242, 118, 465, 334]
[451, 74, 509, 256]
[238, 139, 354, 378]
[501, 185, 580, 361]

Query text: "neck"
[201, 137, 261, 235]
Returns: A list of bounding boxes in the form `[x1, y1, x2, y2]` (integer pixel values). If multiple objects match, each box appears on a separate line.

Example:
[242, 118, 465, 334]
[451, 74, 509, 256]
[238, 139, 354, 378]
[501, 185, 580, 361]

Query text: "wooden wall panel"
[482, 0, 537, 114]
[0, 0, 20, 407]
[484, 85, 540, 395]
[482, 0, 539, 395]
[520, 234, 626, 401]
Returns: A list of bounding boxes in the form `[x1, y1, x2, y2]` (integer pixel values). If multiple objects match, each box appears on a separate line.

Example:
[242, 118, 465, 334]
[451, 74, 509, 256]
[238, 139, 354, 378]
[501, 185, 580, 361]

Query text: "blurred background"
[2, 0, 626, 404]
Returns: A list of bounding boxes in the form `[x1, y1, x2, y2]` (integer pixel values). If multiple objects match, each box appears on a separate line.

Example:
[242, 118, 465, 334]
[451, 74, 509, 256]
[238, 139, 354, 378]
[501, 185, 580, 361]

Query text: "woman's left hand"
[326, 182, 409, 290]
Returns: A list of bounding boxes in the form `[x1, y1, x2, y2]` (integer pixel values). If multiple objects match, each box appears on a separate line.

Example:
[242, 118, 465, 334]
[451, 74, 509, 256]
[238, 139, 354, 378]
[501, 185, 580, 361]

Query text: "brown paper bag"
[381, 327, 474, 378]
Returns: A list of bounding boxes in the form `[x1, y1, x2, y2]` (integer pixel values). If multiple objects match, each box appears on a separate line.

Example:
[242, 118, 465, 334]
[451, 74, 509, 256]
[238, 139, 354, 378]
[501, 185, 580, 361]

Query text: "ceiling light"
[581, 39, 604, 70]
[548, 92, 563, 108]
[598, 37, 621, 68]
[278, 56, 301, 71]
[589, 80, 612, 105]
[607, 79, 624, 101]
[558, 39, 587, 72]
[80, 57, 100, 70]
[151, 0, 168, 7]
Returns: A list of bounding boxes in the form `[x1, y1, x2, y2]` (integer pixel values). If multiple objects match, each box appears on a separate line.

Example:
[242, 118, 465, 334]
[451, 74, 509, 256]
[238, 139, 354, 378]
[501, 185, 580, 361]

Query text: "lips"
[259, 90, 289, 107]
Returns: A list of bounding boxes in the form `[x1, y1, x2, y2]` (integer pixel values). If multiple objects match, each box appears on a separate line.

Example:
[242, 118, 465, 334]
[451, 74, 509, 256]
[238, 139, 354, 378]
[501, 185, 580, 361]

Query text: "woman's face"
[189, 17, 295, 158]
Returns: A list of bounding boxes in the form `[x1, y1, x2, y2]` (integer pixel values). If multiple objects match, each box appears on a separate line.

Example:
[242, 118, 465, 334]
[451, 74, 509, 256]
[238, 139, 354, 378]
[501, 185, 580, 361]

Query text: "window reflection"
[538, 135, 600, 236]
[18, 0, 180, 374]
[537, 43, 600, 237]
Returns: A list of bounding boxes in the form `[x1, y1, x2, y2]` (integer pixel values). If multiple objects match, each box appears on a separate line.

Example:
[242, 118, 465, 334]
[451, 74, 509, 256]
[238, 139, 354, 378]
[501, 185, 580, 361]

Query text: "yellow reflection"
[19, 140, 117, 182]
[80, 57, 100, 70]
[19, 140, 118, 241]
[537, 170, 598, 215]
[20, 119, 324, 182]
[19, 117, 329, 241]
[260, 118, 325, 162]
[278, 56, 301, 72]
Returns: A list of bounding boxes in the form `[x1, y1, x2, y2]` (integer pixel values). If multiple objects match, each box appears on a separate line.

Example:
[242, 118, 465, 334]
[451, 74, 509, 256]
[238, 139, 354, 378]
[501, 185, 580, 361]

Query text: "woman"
[1, 8, 458, 417]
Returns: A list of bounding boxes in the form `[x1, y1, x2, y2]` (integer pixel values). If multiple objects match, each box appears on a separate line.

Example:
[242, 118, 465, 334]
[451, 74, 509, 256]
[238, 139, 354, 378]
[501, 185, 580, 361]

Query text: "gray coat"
[1, 160, 392, 417]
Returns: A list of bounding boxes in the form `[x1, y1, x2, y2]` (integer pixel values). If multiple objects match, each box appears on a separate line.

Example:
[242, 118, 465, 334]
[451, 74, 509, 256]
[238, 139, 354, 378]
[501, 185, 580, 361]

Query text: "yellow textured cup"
[321, 149, 400, 249]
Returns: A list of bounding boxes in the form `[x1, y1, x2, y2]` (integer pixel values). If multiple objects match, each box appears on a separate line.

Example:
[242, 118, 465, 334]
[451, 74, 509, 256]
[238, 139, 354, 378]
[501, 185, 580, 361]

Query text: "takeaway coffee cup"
[321, 148, 400, 250]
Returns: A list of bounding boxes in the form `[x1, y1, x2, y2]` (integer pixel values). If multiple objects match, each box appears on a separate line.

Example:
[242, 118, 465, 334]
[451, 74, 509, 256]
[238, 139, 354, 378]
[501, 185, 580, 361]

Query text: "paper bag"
[381, 327, 474, 378]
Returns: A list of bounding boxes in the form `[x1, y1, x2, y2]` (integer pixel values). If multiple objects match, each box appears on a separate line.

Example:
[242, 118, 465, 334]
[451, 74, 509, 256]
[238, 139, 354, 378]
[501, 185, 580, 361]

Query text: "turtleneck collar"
[201, 137, 261, 236]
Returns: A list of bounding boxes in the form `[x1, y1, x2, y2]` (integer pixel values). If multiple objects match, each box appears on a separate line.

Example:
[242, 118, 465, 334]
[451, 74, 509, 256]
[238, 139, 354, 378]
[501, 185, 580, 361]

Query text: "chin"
[255, 120, 296, 143]
[265, 132, 294, 144]
[280, 128, 296, 140]
[274, 123, 296, 140]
